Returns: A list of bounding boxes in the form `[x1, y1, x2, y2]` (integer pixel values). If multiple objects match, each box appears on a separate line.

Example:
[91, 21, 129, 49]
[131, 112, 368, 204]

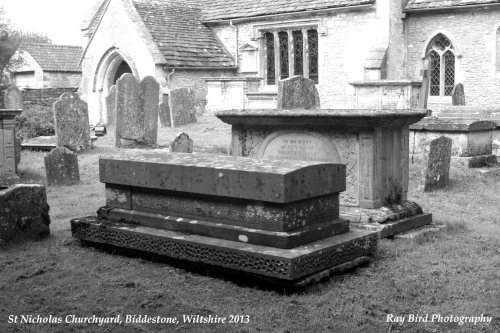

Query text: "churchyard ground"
[1, 116, 499, 333]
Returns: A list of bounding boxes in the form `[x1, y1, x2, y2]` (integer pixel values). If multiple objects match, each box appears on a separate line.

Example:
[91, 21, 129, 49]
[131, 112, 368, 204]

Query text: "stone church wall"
[405, 8, 500, 108]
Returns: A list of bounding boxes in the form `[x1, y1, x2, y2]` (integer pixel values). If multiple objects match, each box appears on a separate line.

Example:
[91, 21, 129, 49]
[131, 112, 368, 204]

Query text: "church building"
[79, 0, 500, 125]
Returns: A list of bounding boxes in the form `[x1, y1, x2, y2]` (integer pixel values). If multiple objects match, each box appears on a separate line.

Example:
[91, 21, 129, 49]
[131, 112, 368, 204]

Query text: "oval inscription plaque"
[258, 131, 340, 163]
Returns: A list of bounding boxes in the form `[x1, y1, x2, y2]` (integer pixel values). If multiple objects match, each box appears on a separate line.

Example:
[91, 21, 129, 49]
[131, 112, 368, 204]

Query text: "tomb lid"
[0, 109, 22, 119]
[99, 151, 345, 203]
[349, 80, 422, 87]
[410, 117, 497, 132]
[216, 109, 428, 128]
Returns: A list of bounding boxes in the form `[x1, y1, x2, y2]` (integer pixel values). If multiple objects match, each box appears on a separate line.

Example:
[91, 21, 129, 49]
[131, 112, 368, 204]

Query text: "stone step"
[98, 207, 350, 249]
[393, 224, 446, 240]
[71, 217, 377, 281]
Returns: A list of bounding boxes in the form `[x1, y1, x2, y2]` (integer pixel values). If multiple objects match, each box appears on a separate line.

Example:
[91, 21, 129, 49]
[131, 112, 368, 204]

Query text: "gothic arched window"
[426, 34, 455, 97]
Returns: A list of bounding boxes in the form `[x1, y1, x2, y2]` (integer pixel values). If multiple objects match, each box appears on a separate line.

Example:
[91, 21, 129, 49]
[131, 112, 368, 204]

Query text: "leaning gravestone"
[3, 85, 22, 167]
[106, 85, 116, 125]
[159, 94, 171, 127]
[277, 76, 320, 110]
[54, 92, 91, 152]
[170, 88, 197, 127]
[452, 83, 465, 106]
[44, 147, 80, 186]
[170, 132, 193, 153]
[421, 136, 452, 192]
[115, 74, 159, 148]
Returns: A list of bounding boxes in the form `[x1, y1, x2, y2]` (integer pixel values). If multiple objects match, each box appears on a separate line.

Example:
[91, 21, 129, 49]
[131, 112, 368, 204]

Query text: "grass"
[1, 116, 499, 333]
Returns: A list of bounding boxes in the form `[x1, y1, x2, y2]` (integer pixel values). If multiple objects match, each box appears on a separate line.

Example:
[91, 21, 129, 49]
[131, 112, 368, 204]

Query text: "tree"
[0, 6, 52, 85]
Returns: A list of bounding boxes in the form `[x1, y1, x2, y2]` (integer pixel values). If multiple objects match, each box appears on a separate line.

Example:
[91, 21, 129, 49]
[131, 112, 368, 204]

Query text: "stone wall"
[20, 88, 79, 110]
[42, 72, 82, 88]
[404, 8, 500, 108]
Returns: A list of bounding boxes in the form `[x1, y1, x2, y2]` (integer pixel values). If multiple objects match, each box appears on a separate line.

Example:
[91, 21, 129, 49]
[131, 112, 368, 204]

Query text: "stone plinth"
[0, 184, 50, 243]
[72, 151, 377, 284]
[0, 109, 22, 185]
[350, 80, 422, 110]
[410, 117, 497, 168]
[204, 77, 262, 114]
[216, 109, 433, 237]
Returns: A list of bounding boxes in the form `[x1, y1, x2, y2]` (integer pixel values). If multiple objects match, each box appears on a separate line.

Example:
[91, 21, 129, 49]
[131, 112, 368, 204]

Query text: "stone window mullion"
[288, 30, 294, 78]
[302, 28, 309, 79]
[273, 31, 280, 85]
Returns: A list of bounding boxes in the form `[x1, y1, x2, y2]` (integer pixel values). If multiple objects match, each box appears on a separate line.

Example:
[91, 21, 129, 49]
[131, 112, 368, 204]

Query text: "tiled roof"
[132, 0, 235, 68]
[202, 0, 375, 22]
[405, 0, 500, 11]
[21, 43, 83, 72]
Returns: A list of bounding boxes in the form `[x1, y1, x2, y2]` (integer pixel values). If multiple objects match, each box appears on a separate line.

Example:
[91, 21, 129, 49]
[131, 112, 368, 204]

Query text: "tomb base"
[451, 154, 497, 168]
[340, 201, 432, 238]
[71, 216, 377, 282]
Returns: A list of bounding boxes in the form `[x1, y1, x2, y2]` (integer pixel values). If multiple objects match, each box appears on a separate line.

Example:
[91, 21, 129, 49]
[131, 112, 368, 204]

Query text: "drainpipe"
[166, 68, 175, 87]
[230, 21, 239, 68]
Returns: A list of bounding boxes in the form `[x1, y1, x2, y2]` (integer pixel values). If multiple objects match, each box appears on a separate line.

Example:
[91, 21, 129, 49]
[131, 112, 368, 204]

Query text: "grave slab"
[421, 136, 452, 192]
[170, 132, 193, 153]
[0, 109, 21, 181]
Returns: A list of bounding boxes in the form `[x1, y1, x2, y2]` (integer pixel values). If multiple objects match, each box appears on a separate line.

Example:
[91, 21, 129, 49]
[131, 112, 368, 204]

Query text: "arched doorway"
[92, 48, 138, 125]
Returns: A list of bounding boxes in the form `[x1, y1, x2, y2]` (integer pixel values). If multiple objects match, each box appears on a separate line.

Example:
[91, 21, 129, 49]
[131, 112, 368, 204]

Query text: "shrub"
[15, 105, 55, 141]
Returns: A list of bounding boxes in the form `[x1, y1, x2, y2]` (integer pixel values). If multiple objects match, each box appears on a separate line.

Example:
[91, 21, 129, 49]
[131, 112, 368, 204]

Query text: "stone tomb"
[71, 151, 377, 284]
[410, 118, 497, 168]
[216, 109, 433, 237]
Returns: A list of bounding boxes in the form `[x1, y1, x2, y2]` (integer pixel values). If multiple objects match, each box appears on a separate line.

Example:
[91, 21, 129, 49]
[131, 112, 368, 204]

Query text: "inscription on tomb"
[259, 132, 340, 162]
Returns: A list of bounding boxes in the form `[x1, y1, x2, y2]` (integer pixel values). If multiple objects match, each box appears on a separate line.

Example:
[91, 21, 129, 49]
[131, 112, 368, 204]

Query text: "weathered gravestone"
[115, 74, 159, 148]
[170, 132, 193, 153]
[4, 85, 22, 109]
[159, 94, 171, 127]
[3, 85, 22, 167]
[452, 83, 465, 106]
[54, 92, 91, 152]
[421, 136, 452, 192]
[169, 87, 197, 127]
[277, 76, 320, 110]
[0, 184, 50, 243]
[106, 85, 116, 125]
[0, 109, 21, 186]
[44, 147, 80, 186]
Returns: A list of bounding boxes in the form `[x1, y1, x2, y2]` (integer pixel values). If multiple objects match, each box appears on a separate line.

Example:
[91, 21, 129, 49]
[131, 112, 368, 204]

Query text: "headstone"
[115, 74, 159, 148]
[421, 136, 452, 192]
[53, 92, 91, 152]
[170, 132, 193, 153]
[106, 85, 116, 125]
[159, 94, 171, 127]
[0, 184, 50, 243]
[141, 76, 159, 145]
[170, 88, 197, 127]
[452, 83, 465, 106]
[277, 76, 320, 110]
[44, 147, 80, 186]
[95, 126, 106, 136]
[4, 85, 22, 109]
